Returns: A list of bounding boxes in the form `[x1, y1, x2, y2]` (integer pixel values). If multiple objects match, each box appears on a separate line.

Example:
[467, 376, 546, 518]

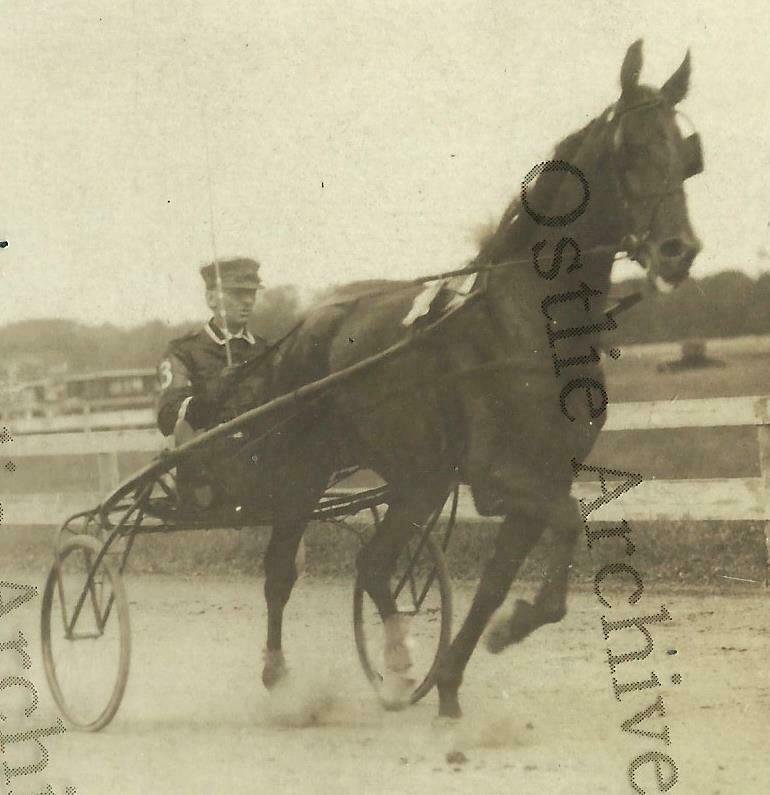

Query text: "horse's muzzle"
[647, 234, 702, 290]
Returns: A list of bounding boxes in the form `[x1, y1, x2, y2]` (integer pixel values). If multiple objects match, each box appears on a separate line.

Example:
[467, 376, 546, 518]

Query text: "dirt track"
[4, 573, 768, 794]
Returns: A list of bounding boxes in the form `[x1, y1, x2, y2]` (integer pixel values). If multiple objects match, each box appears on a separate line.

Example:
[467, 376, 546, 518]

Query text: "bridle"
[605, 99, 703, 260]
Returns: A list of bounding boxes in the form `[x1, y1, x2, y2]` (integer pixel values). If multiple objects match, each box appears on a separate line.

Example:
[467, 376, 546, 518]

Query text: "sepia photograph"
[1, 1, 768, 792]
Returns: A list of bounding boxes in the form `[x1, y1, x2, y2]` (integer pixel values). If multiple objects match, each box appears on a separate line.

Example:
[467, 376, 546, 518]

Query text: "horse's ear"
[620, 39, 643, 96]
[661, 50, 691, 105]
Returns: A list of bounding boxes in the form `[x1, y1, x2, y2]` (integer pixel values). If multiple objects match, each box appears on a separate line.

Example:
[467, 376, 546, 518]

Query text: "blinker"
[681, 132, 703, 179]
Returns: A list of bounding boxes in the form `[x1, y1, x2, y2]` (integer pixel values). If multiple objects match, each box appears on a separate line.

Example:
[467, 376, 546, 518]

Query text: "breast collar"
[204, 320, 256, 346]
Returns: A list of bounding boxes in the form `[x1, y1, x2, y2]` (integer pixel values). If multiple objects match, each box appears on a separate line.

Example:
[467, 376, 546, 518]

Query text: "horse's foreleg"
[533, 495, 582, 620]
[261, 520, 308, 689]
[486, 494, 581, 652]
[436, 508, 546, 718]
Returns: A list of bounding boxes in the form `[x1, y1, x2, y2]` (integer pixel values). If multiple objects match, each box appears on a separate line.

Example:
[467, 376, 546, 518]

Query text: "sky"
[1, 0, 768, 327]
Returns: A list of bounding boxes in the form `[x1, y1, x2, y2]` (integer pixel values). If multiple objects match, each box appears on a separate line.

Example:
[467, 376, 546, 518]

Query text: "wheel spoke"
[55, 562, 70, 637]
[393, 530, 430, 599]
[416, 566, 438, 609]
[406, 557, 419, 608]
[84, 549, 107, 632]
[100, 591, 117, 629]
[67, 548, 101, 636]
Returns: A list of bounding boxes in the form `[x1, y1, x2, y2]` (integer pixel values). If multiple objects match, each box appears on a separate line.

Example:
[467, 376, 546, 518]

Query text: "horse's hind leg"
[436, 503, 547, 718]
[261, 470, 329, 690]
[486, 493, 581, 652]
[355, 489, 444, 705]
[261, 516, 311, 689]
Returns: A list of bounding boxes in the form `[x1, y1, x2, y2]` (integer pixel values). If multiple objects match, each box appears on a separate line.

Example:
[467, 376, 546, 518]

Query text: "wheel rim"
[41, 536, 130, 731]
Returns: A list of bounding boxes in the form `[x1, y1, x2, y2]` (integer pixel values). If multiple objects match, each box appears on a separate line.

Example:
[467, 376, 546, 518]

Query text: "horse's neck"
[485, 126, 621, 322]
[476, 110, 629, 362]
[484, 194, 618, 353]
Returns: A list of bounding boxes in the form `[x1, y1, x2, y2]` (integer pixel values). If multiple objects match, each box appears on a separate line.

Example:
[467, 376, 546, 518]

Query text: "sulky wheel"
[41, 534, 131, 732]
[353, 505, 453, 705]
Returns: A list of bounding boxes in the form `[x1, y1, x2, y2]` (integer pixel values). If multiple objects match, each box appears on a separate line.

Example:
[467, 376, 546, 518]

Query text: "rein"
[402, 244, 644, 319]
[401, 243, 622, 285]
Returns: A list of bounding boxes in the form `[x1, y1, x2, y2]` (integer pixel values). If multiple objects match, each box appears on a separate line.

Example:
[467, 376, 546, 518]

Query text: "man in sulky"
[157, 257, 269, 441]
[155, 257, 283, 513]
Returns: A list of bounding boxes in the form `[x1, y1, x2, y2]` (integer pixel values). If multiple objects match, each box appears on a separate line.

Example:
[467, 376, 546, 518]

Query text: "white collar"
[204, 320, 256, 346]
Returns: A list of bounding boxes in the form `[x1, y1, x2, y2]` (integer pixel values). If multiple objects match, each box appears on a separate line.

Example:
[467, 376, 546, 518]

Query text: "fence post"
[97, 450, 120, 497]
[756, 398, 770, 587]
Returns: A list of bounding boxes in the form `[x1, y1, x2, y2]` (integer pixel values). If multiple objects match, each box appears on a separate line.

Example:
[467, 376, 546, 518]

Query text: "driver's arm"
[156, 350, 195, 436]
[157, 348, 242, 435]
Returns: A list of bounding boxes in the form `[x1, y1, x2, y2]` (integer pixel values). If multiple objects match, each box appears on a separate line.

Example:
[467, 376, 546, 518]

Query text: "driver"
[157, 257, 268, 439]
[156, 258, 306, 572]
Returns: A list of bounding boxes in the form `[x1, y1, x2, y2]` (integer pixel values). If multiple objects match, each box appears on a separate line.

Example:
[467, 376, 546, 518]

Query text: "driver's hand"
[196, 363, 242, 408]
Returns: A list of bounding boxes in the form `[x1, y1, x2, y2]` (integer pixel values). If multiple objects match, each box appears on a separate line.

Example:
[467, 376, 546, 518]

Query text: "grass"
[6, 518, 766, 590]
[606, 341, 770, 402]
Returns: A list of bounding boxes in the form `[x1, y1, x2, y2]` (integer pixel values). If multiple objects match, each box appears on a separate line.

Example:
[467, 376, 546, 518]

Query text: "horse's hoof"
[380, 672, 415, 711]
[486, 599, 538, 653]
[507, 598, 540, 643]
[437, 698, 463, 719]
[485, 619, 511, 654]
[262, 650, 289, 690]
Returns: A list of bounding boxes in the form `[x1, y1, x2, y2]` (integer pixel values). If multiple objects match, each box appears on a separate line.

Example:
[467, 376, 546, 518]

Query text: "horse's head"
[609, 39, 703, 290]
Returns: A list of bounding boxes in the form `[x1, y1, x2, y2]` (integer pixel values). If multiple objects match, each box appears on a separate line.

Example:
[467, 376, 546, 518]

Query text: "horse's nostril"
[660, 239, 685, 259]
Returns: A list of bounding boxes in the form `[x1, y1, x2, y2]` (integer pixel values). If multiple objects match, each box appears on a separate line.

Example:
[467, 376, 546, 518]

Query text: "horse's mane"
[478, 116, 604, 260]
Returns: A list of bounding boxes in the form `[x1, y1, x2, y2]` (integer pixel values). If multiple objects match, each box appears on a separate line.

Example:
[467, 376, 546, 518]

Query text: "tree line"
[0, 272, 767, 379]
[613, 270, 770, 344]
[0, 285, 302, 379]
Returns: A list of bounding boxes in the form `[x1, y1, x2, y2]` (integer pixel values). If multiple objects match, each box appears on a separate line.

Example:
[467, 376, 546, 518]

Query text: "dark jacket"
[156, 320, 269, 436]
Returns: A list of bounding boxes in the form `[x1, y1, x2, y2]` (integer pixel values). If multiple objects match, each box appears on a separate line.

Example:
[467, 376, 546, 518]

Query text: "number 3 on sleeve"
[158, 359, 173, 390]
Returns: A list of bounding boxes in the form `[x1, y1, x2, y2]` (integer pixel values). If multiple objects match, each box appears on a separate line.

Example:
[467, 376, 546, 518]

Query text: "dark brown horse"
[255, 40, 702, 718]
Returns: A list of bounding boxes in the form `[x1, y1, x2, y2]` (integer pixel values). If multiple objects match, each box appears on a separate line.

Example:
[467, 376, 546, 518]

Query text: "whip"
[200, 101, 233, 367]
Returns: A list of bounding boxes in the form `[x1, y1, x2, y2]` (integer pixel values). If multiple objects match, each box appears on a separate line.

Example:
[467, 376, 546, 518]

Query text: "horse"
[254, 39, 702, 719]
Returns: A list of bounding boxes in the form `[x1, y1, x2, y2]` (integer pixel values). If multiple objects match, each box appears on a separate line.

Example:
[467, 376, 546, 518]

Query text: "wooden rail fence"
[3, 395, 770, 580]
